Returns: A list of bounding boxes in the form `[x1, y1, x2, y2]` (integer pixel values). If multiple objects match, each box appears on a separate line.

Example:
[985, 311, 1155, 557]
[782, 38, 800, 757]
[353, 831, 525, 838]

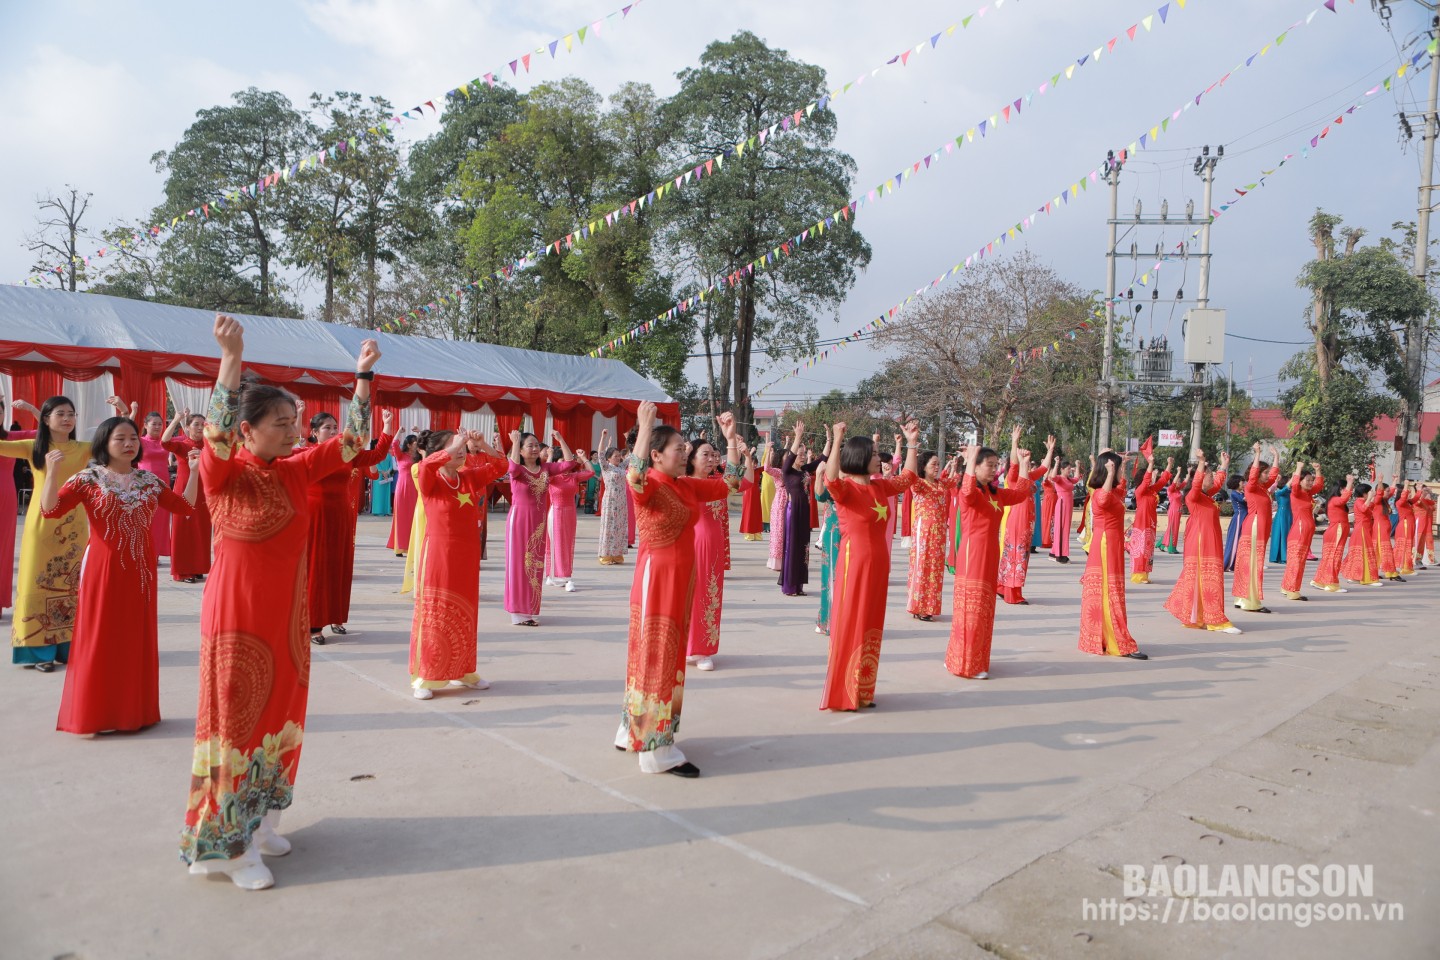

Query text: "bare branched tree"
[872, 251, 1103, 449]
[26, 186, 93, 292]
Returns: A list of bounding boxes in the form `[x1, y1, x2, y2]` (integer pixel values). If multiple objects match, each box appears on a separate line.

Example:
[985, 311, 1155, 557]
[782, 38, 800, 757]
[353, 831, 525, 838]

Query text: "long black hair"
[419, 429, 454, 455]
[237, 382, 297, 431]
[308, 411, 338, 444]
[686, 437, 717, 476]
[90, 416, 144, 468]
[32, 395, 76, 469]
[517, 430, 540, 465]
[1087, 451, 1123, 489]
[838, 436, 875, 476]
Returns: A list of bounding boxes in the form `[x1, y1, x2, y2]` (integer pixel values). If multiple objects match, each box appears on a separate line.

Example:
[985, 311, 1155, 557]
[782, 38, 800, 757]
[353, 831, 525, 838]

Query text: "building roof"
[0, 285, 670, 404]
[1219, 406, 1440, 444]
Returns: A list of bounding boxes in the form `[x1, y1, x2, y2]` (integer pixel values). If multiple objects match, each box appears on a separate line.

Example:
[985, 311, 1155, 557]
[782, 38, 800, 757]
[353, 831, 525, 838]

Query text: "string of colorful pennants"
[17, 1, 650, 287]
[387, 0, 1030, 334]
[1003, 47, 1428, 369]
[584, 0, 1204, 357]
[749, 0, 1383, 397]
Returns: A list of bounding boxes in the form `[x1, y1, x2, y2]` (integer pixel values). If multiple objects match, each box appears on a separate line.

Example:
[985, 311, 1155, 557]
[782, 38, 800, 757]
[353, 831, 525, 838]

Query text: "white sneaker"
[255, 812, 291, 857]
[1221, 626, 1243, 635]
[564, 580, 577, 592]
[685, 655, 701, 665]
[696, 657, 715, 671]
[1336, 588, 1349, 594]
[974, 672, 989, 679]
[449, 677, 490, 690]
[544, 577, 556, 586]
[413, 686, 434, 700]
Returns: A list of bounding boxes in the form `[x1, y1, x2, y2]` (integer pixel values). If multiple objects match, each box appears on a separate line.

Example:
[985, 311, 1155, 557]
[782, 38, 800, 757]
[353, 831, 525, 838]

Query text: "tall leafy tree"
[453, 79, 684, 390]
[395, 83, 526, 339]
[658, 31, 871, 426]
[1282, 211, 1432, 478]
[140, 87, 312, 314]
[286, 92, 403, 326]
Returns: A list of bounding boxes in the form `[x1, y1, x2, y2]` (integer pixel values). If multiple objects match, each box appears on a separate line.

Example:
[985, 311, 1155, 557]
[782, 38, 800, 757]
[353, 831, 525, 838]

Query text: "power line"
[1226, 332, 1312, 345]
[684, 331, 879, 360]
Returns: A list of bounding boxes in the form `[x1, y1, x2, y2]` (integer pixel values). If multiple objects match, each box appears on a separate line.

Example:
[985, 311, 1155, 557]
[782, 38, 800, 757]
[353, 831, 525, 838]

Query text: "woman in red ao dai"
[819, 420, 920, 710]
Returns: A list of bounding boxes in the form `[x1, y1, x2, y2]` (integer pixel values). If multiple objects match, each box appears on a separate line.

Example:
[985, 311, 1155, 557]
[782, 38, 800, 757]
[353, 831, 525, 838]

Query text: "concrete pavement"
[2, 511, 1435, 959]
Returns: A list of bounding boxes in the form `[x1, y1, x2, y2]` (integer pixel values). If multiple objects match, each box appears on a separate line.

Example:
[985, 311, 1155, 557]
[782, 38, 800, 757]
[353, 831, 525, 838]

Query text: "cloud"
[0, 45, 153, 270]
[2, 44, 143, 183]
[0, 42, 317, 280]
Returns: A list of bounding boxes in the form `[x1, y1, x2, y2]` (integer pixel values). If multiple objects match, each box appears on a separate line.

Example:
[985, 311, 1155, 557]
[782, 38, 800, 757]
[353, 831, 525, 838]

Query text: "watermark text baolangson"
[1079, 864, 1404, 929]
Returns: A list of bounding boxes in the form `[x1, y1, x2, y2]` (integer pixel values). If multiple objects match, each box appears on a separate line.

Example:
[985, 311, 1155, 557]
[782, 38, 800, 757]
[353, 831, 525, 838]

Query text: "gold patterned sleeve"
[203, 382, 240, 461]
[199, 383, 246, 496]
[625, 454, 657, 504]
[345, 395, 372, 455]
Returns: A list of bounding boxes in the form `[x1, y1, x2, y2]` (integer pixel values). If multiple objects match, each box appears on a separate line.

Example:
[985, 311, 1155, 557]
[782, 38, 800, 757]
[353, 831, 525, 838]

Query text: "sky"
[2, 0, 1436, 412]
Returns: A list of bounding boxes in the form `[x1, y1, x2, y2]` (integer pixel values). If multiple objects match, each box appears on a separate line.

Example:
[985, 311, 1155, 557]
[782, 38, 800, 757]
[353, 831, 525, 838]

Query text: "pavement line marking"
[713, 738, 776, 756]
[317, 651, 870, 908]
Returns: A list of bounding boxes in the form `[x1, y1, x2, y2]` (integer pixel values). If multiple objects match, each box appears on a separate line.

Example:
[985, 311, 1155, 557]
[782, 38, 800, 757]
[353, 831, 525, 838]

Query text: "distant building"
[1223, 408, 1439, 479]
[752, 407, 780, 438]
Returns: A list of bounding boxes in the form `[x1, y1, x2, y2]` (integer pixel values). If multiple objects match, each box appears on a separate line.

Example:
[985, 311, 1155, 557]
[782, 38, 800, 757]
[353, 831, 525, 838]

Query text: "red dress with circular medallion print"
[822, 470, 917, 710]
[620, 468, 731, 751]
[180, 388, 367, 864]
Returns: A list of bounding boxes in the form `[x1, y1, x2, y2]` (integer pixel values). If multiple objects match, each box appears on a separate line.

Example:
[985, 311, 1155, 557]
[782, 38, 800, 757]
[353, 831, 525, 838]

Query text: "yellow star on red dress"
[871, 501, 889, 522]
[988, 497, 1000, 511]
[456, 491, 475, 507]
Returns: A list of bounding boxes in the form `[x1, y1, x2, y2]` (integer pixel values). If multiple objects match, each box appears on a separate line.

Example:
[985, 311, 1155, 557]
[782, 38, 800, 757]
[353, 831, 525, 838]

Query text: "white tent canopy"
[0, 286, 671, 403]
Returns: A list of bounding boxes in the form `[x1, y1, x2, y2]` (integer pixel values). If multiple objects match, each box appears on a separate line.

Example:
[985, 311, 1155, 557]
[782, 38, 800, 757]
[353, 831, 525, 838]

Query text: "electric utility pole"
[1372, 0, 1438, 478]
[1102, 149, 1215, 459]
[1188, 146, 1222, 461]
[1402, 13, 1439, 479]
[1098, 150, 1124, 452]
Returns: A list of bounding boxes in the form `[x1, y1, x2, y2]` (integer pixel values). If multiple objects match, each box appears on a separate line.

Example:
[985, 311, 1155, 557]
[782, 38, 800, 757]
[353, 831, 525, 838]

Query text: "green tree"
[395, 82, 526, 338]
[453, 78, 684, 391]
[1280, 361, 1396, 479]
[1125, 373, 1273, 464]
[136, 88, 312, 314]
[768, 389, 898, 451]
[659, 31, 872, 427]
[285, 92, 403, 326]
[1282, 211, 1431, 478]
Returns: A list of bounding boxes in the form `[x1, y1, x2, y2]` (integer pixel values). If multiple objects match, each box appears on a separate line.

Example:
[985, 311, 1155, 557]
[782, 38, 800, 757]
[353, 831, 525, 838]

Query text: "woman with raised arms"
[821, 420, 920, 709]
[180, 314, 377, 890]
[614, 404, 742, 776]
